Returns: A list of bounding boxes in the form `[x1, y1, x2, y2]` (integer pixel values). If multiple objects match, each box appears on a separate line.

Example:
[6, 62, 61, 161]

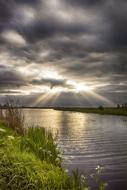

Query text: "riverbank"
[55, 107, 127, 116]
[0, 120, 108, 190]
[0, 122, 69, 189]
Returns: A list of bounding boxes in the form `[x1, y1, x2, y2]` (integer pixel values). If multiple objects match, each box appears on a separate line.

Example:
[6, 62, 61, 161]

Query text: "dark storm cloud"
[0, 1, 101, 43]
[107, 1, 127, 50]
[0, 90, 22, 94]
[32, 78, 66, 88]
[0, 0, 127, 105]
[0, 69, 27, 89]
[0, 0, 12, 22]
[63, 56, 127, 77]
[64, 0, 104, 8]
[95, 84, 127, 93]
[64, 0, 127, 49]
[0, 0, 13, 33]
[0, 0, 127, 49]
[14, 19, 90, 43]
[61, 60, 127, 89]
[31, 78, 74, 89]
[15, 0, 40, 5]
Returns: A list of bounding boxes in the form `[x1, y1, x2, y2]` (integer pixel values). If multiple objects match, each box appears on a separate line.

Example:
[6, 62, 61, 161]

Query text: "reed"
[4, 97, 24, 134]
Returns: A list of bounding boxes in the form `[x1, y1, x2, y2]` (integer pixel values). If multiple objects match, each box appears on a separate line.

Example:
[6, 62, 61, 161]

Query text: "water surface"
[24, 109, 127, 190]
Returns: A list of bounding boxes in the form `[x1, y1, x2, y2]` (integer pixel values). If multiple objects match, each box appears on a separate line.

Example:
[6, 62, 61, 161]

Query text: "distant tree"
[122, 103, 127, 108]
[117, 104, 120, 108]
[98, 105, 104, 111]
[122, 104, 124, 108]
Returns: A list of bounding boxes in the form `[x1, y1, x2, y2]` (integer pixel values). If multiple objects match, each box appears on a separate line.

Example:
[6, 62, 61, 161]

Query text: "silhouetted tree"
[117, 104, 120, 108]
[98, 105, 104, 111]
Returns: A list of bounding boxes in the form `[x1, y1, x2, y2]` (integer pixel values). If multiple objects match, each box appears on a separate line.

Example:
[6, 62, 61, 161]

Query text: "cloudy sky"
[0, 0, 127, 107]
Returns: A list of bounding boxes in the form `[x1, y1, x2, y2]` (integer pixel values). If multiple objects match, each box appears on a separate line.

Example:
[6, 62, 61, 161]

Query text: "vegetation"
[0, 123, 70, 190]
[20, 127, 62, 166]
[55, 107, 127, 116]
[4, 97, 25, 134]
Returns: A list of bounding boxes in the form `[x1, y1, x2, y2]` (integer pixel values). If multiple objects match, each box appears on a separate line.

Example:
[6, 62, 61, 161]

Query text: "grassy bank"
[55, 107, 127, 116]
[0, 122, 69, 190]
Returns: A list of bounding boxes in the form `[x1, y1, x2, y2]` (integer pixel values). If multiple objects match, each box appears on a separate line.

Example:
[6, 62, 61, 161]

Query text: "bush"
[98, 105, 104, 111]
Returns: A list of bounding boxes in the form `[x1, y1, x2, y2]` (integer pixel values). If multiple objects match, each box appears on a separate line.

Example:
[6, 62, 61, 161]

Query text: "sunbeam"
[31, 93, 55, 107]
[77, 90, 114, 106]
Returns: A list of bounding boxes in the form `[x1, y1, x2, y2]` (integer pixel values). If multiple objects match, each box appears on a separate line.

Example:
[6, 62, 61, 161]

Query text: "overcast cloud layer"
[0, 0, 126, 106]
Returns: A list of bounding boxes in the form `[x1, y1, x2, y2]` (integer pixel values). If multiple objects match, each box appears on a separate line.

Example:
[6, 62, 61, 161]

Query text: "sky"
[0, 0, 127, 107]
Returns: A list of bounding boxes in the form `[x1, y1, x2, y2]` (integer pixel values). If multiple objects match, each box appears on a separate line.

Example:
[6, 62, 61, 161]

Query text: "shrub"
[98, 105, 104, 111]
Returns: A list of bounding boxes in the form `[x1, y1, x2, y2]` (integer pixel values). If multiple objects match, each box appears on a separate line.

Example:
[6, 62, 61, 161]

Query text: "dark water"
[24, 109, 127, 190]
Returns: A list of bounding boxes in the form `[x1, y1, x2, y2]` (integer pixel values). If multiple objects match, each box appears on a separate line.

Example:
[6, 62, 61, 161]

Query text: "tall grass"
[0, 108, 4, 121]
[20, 127, 62, 166]
[0, 137, 69, 189]
[0, 123, 68, 189]
[4, 97, 24, 134]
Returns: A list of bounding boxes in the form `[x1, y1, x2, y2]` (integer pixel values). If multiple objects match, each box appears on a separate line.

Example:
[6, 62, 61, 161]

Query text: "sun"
[75, 83, 91, 92]
[76, 84, 86, 92]
[67, 80, 92, 93]
[42, 70, 62, 80]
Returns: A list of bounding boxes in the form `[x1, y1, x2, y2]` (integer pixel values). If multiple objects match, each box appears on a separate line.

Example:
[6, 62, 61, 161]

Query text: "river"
[23, 109, 127, 190]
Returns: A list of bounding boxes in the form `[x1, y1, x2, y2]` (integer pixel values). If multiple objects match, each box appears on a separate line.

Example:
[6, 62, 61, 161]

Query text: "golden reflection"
[58, 111, 88, 141]
[39, 109, 63, 136]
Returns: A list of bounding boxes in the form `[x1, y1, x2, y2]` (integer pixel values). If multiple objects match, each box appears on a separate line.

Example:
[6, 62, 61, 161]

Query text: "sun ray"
[78, 92, 96, 107]
[31, 93, 56, 107]
[88, 91, 113, 105]
[70, 93, 83, 106]
[78, 90, 113, 106]
[48, 91, 62, 107]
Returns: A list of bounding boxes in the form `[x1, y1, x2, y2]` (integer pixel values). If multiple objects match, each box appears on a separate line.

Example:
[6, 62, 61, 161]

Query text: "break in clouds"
[0, 0, 127, 106]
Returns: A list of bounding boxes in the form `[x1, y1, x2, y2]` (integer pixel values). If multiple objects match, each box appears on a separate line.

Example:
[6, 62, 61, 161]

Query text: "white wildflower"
[96, 165, 101, 170]
[0, 128, 6, 133]
[64, 169, 68, 173]
[8, 136, 14, 140]
[47, 150, 52, 155]
[55, 158, 60, 162]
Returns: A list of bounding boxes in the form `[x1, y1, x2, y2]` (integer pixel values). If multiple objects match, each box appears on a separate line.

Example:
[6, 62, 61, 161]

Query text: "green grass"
[55, 107, 127, 116]
[0, 122, 69, 190]
[20, 127, 62, 166]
